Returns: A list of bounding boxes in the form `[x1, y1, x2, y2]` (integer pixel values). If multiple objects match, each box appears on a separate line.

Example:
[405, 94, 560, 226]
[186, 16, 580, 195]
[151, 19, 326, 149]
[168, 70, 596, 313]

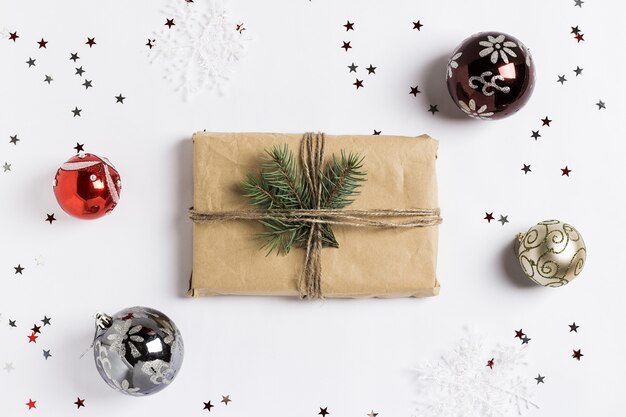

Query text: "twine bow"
[189, 132, 442, 299]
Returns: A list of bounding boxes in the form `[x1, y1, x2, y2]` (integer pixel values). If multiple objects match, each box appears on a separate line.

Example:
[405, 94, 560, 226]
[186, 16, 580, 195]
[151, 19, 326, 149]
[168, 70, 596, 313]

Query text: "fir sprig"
[242, 144, 366, 255]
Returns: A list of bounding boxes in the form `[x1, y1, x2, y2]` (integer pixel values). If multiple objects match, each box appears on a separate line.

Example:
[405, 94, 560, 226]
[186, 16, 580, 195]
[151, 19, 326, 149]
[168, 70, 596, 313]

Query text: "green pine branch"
[242, 144, 366, 255]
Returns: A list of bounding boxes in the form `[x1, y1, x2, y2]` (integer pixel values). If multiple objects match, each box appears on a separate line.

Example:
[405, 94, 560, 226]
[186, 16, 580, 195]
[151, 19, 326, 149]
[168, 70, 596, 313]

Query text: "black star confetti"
[72, 107, 82, 117]
[521, 164, 531, 174]
[573, 66, 583, 76]
[521, 335, 531, 344]
[3, 162, 12, 172]
[486, 358, 495, 369]
[541, 117, 552, 126]
[498, 215, 509, 225]
[14, 264, 25, 274]
[531, 130, 541, 140]
[86, 37, 96, 47]
[41, 316, 51, 326]
[319, 407, 330, 416]
[165, 18, 175, 28]
[115, 94, 126, 103]
[572, 349, 584, 360]
[31, 324, 41, 334]
[43, 349, 52, 360]
[82, 79, 93, 89]
[596, 100, 606, 110]
[484, 212, 494, 223]
[70, 52, 80, 61]
[347, 63, 358, 73]
[353, 79, 363, 89]
[569, 322, 580, 332]
[574, 0, 584, 8]
[557, 75, 567, 84]
[343, 20, 354, 31]
[75, 66, 85, 76]
[44, 75, 53, 84]
[203, 401, 214, 411]
[561, 166, 572, 176]
[571, 26, 581, 35]
[37, 38, 47, 48]
[535, 374, 545, 384]
[428, 104, 439, 115]
[410, 85, 420, 96]
[146, 39, 155, 49]
[26, 57, 36, 67]
[9, 134, 20, 145]
[74, 142, 84, 152]
[373, 130, 381, 135]
[366, 64, 376, 74]
[341, 41, 352, 51]
[74, 397, 85, 409]
[9, 31, 19, 41]
[221, 395, 231, 405]
[45, 214, 56, 224]
[515, 329, 525, 339]
[412, 20, 423, 30]
[9, 319, 17, 327]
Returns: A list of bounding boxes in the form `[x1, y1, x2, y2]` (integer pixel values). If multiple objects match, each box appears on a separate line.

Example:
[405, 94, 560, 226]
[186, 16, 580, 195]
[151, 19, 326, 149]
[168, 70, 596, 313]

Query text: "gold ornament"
[516, 220, 586, 287]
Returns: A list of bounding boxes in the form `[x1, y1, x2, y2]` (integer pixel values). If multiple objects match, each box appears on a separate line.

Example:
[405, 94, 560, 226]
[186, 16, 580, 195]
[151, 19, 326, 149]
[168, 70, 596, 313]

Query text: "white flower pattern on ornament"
[479, 35, 518, 64]
[106, 320, 145, 359]
[142, 360, 175, 385]
[447, 51, 463, 78]
[458, 99, 494, 119]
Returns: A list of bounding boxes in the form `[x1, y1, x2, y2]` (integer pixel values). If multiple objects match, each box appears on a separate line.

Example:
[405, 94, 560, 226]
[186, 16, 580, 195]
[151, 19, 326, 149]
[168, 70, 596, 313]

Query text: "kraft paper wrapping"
[189, 132, 440, 298]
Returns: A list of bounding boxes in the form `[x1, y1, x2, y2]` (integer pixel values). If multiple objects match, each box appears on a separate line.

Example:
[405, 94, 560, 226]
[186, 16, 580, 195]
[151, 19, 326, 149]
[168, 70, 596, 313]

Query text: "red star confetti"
[575, 33, 585, 42]
[514, 329, 525, 339]
[74, 397, 85, 409]
[28, 333, 38, 343]
[26, 399, 37, 410]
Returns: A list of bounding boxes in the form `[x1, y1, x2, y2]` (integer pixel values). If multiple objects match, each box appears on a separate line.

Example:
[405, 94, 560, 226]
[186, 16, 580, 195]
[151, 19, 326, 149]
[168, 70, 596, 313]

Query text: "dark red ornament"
[53, 153, 121, 219]
[446, 31, 535, 120]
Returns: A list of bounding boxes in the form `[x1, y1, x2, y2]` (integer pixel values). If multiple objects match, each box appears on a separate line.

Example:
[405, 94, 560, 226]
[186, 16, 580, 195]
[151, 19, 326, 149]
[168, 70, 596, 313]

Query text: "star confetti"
[165, 18, 176, 28]
[9, 31, 19, 41]
[86, 37, 96, 47]
[561, 166, 572, 176]
[115, 94, 126, 103]
[82, 79, 93, 89]
[221, 395, 231, 405]
[353, 79, 363, 89]
[365, 64, 376, 74]
[521, 164, 531, 174]
[319, 407, 330, 416]
[514, 329, 525, 339]
[486, 358, 495, 369]
[70, 52, 80, 61]
[26, 399, 37, 410]
[484, 212, 494, 223]
[37, 38, 47, 48]
[498, 215, 509, 225]
[75, 66, 85, 76]
[574, 0, 584, 8]
[74, 397, 85, 408]
[42, 316, 52, 326]
[569, 322, 580, 332]
[9, 134, 20, 145]
[571, 26, 581, 35]
[575, 33, 585, 42]
[596, 100, 606, 110]
[368, 411, 378, 417]
[31, 324, 41, 334]
[373, 130, 381, 135]
[557, 75, 567, 84]
[26, 58, 36, 67]
[572, 349, 584, 360]
[343, 20, 354, 31]
[531, 130, 541, 140]
[573, 66, 583, 76]
[146, 39, 155, 49]
[341, 41, 352, 51]
[43, 349, 52, 360]
[203, 401, 214, 411]
[14, 264, 25, 274]
[521, 335, 531, 345]
[4, 362, 14, 372]
[413, 20, 424, 30]
[535, 374, 545, 384]
[44, 75, 53, 84]
[428, 104, 439, 115]
[72, 107, 82, 117]
[347, 63, 357, 73]
[74, 142, 85, 152]
[541, 117, 552, 126]
[410, 85, 420, 96]
[28, 333, 38, 343]
[9, 319, 17, 327]
[45, 214, 56, 224]
[3, 162, 12, 172]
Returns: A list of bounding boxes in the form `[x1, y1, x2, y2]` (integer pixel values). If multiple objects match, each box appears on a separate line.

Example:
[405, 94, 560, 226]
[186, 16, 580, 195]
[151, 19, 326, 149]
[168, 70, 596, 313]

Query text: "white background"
[1, 0, 624, 415]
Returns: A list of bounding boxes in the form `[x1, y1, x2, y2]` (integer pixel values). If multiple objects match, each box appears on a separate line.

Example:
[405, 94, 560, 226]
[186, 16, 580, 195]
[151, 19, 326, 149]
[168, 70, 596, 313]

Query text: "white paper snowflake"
[415, 332, 538, 417]
[150, 0, 250, 99]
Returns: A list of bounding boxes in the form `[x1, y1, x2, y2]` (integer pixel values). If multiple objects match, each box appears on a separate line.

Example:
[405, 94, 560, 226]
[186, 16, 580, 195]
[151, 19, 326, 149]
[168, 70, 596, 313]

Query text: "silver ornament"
[93, 306, 184, 396]
[516, 219, 586, 287]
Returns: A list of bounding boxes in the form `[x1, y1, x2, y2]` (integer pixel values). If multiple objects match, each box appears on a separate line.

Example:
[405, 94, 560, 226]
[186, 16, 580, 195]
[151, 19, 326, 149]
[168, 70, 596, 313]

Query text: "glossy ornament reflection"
[446, 31, 535, 120]
[53, 153, 121, 219]
[93, 306, 184, 396]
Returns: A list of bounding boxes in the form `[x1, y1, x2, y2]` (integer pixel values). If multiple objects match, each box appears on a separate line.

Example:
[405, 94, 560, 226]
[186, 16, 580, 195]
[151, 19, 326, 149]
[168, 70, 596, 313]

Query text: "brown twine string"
[189, 132, 442, 299]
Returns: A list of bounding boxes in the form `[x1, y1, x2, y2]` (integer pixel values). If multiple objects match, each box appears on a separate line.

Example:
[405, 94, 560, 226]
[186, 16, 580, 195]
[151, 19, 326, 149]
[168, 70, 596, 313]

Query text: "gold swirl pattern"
[516, 220, 586, 287]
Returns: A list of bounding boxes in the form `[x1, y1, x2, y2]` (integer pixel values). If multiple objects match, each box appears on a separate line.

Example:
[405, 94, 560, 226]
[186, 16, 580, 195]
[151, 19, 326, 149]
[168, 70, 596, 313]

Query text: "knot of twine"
[189, 132, 442, 299]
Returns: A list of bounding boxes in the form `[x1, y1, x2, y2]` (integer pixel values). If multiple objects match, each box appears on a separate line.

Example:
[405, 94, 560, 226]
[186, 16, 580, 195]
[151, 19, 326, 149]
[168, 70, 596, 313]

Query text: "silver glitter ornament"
[93, 306, 184, 396]
[516, 219, 587, 287]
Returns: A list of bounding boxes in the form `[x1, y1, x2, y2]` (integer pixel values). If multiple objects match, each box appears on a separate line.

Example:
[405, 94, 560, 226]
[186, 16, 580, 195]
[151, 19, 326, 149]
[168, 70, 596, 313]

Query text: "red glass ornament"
[53, 153, 122, 219]
[446, 31, 535, 120]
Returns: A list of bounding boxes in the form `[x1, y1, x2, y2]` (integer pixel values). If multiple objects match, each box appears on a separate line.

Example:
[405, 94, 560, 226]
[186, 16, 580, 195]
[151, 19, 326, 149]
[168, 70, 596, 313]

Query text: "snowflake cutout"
[415, 332, 538, 417]
[150, 0, 250, 99]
